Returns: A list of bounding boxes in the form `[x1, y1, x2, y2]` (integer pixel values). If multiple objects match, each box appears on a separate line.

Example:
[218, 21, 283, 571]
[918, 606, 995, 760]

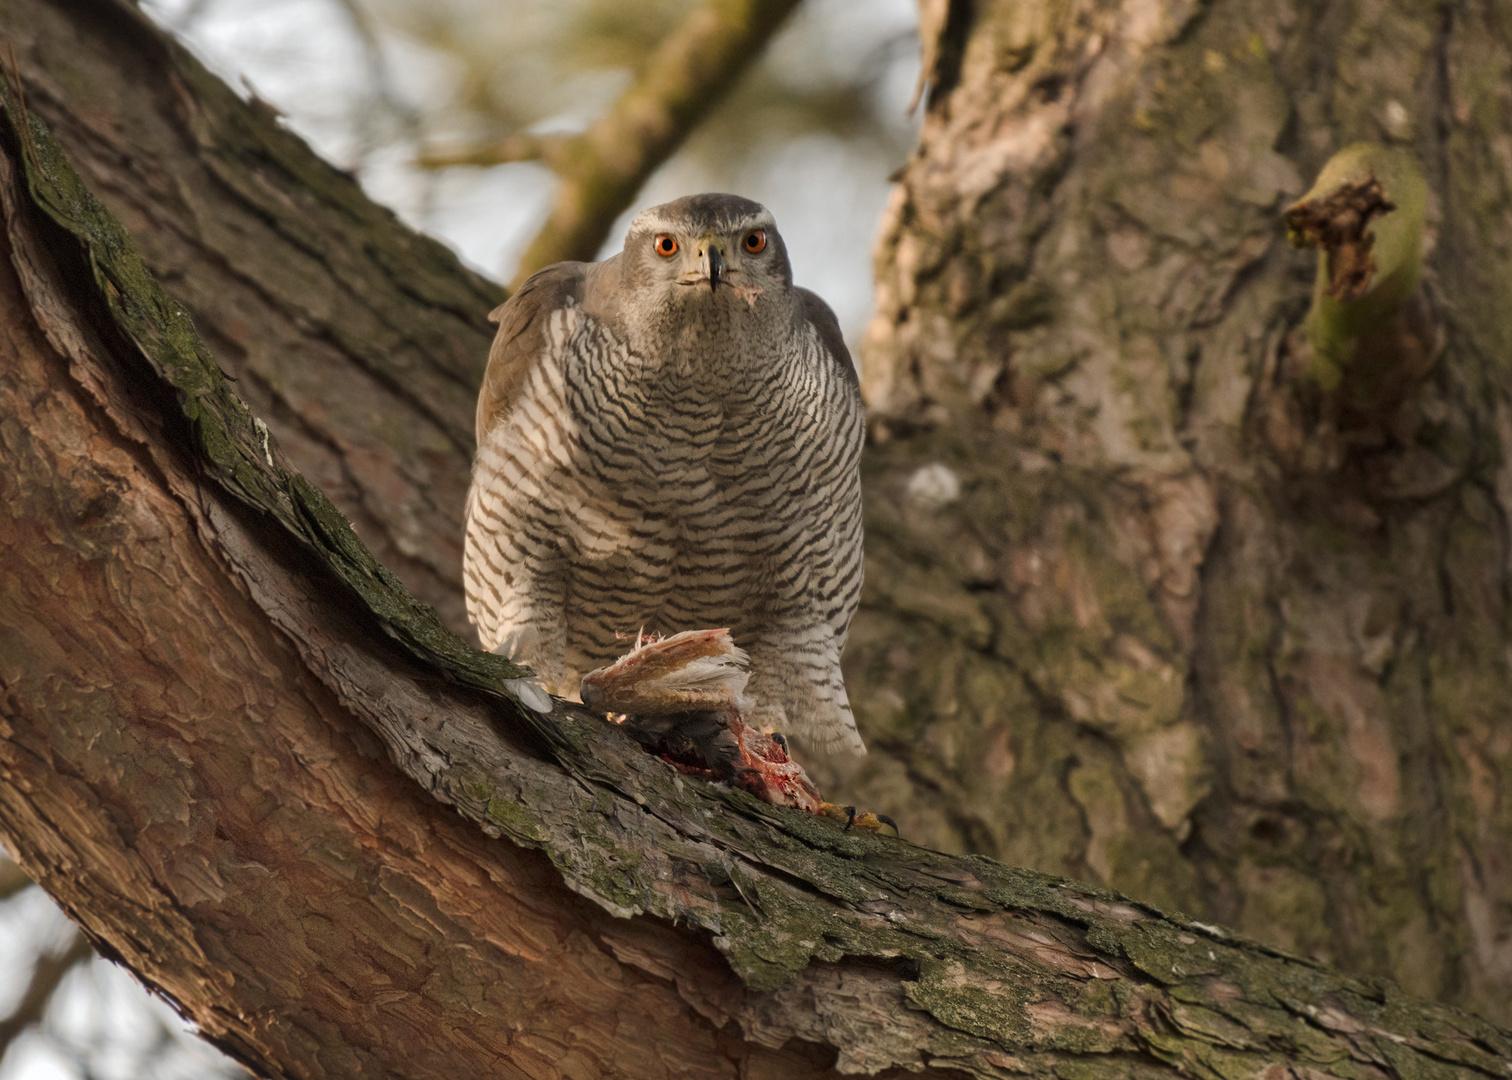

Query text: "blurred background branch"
[147, 0, 917, 333]
[418, 131, 571, 168]
[512, 0, 802, 284]
[417, 0, 806, 285]
[0, 849, 248, 1077]
[0, 929, 92, 1056]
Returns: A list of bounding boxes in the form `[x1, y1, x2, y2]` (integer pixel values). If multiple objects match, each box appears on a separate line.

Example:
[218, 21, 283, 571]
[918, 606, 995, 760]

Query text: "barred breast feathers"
[466, 262, 588, 678]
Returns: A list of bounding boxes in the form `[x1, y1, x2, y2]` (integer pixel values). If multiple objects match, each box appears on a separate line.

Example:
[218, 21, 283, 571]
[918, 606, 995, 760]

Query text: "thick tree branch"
[1, 63, 1509, 1080]
[6, 0, 502, 637]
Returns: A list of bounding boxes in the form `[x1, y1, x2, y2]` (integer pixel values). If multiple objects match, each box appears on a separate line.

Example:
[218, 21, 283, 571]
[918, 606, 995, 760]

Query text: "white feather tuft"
[503, 677, 553, 714]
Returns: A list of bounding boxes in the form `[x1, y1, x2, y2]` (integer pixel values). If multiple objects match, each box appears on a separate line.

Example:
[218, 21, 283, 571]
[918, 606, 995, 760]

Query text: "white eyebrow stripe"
[628, 209, 776, 236]
[630, 211, 681, 234]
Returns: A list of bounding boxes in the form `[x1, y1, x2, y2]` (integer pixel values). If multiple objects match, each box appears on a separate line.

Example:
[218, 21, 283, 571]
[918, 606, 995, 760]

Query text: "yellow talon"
[819, 802, 899, 835]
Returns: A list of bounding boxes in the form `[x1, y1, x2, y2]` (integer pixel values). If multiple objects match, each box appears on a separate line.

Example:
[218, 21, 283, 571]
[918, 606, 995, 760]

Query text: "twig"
[326, 0, 424, 162]
[0, 855, 32, 901]
[170, 0, 220, 34]
[416, 132, 570, 170]
[0, 930, 95, 1055]
[497, 0, 803, 288]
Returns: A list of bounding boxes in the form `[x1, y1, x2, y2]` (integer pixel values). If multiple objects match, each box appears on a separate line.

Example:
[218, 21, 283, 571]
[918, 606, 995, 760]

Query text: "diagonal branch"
[416, 131, 572, 170]
[416, 0, 804, 288]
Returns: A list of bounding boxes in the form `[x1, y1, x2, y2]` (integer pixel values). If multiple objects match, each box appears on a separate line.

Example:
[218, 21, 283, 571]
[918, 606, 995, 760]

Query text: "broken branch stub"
[1282, 142, 1429, 391]
[1284, 176, 1395, 302]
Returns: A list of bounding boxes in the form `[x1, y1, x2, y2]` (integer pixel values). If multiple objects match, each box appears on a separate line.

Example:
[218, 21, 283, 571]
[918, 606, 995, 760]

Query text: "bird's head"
[621, 194, 793, 313]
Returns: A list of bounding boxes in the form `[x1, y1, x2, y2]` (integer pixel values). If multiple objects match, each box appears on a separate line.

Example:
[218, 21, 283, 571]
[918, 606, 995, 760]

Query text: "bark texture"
[6, 0, 500, 636]
[850, 0, 1512, 1027]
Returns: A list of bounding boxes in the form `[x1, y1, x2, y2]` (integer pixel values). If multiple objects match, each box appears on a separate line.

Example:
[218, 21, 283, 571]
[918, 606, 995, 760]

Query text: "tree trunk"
[0, 1, 1510, 1077]
[851, 0, 1512, 1027]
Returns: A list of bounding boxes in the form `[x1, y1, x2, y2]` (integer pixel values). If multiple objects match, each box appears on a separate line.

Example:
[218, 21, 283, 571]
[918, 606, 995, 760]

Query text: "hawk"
[463, 193, 866, 755]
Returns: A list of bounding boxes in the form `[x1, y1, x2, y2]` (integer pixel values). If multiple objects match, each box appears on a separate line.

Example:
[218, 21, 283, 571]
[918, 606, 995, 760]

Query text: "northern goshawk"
[464, 193, 865, 755]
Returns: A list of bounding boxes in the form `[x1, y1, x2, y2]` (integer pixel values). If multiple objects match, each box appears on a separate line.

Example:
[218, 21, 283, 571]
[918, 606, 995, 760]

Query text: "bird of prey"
[463, 193, 866, 755]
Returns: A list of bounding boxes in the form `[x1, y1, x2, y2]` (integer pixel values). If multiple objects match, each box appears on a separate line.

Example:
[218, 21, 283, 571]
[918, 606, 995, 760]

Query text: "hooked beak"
[701, 242, 725, 292]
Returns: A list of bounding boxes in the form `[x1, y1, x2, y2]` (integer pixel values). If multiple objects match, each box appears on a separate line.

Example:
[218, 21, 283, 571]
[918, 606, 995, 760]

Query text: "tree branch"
[0, 61, 1508, 1080]
[325, 0, 425, 161]
[416, 131, 571, 170]
[505, 0, 803, 287]
[6, 0, 503, 638]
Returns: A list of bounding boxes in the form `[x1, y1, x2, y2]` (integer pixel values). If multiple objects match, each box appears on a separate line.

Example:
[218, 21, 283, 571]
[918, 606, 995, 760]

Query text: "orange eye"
[743, 230, 766, 254]
[654, 234, 679, 257]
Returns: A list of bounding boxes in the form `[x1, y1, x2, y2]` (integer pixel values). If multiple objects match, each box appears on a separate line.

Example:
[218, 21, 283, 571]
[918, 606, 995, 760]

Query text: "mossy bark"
[855, 0, 1512, 1026]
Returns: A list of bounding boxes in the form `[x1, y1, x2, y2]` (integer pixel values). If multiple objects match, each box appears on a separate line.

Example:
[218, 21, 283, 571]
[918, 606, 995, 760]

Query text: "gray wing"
[760, 286, 866, 755]
[475, 262, 588, 447]
[795, 287, 860, 392]
[466, 261, 588, 686]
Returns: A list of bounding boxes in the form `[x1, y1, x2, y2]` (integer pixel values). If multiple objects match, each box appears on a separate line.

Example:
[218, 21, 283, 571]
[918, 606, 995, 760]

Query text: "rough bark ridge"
[5, 0, 501, 635]
[855, 0, 1512, 1024]
[2, 3, 1511, 1078]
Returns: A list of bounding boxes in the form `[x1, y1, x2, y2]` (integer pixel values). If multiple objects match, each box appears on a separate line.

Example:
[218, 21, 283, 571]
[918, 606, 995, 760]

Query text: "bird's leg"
[465, 544, 569, 699]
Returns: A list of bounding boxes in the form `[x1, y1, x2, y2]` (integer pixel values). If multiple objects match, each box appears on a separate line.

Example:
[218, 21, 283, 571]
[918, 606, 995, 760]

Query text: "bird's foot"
[817, 802, 900, 835]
